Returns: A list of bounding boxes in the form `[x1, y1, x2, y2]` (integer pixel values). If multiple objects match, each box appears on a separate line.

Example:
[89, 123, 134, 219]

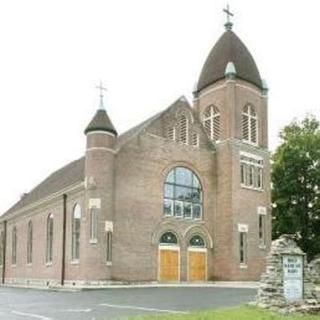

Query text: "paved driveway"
[0, 286, 256, 320]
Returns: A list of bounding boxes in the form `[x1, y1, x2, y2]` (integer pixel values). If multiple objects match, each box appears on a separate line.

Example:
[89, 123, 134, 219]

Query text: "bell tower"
[193, 9, 271, 280]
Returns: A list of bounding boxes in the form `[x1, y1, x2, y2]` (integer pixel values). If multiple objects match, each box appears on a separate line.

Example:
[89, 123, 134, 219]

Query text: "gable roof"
[116, 96, 191, 148]
[1, 96, 191, 219]
[2, 157, 85, 217]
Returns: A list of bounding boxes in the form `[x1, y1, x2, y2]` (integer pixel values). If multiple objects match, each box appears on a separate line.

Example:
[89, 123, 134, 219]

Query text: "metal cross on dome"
[223, 4, 234, 23]
[96, 81, 107, 109]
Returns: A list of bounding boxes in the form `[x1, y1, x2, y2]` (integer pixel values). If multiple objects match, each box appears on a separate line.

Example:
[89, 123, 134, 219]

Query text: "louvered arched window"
[178, 115, 188, 144]
[203, 106, 220, 142]
[242, 105, 258, 144]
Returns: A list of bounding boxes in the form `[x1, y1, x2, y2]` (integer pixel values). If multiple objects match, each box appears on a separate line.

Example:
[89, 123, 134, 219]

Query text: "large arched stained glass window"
[163, 167, 203, 220]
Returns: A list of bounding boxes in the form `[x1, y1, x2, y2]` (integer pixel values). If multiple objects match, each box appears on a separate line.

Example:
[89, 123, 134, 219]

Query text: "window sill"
[259, 244, 267, 250]
[89, 239, 98, 244]
[70, 260, 80, 265]
[11, 264, 16, 268]
[163, 215, 203, 222]
[242, 140, 259, 147]
[240, 185, 264, 192]
[46, 262, 52, 267]
[106, 261, 112, 267]
[26, 263, 32, 267]
[239, 264, 248, 269]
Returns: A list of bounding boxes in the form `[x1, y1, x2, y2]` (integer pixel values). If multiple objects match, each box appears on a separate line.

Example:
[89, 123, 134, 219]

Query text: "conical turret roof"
[84, 109, 117, 136]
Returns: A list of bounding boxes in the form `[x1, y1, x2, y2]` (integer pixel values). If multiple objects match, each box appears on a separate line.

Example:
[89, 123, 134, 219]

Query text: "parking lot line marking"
[65, 308, 92, 313]
[99, 303, 189, 314]
[11, 310, 53, 320]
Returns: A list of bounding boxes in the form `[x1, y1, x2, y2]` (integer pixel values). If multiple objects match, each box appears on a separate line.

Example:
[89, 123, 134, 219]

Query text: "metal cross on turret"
[96, 81, 107, 110]
[223, 4, 234, 30]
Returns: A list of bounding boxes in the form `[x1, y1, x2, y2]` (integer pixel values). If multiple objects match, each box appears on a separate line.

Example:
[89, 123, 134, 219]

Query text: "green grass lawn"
[126, 305, 320, 320]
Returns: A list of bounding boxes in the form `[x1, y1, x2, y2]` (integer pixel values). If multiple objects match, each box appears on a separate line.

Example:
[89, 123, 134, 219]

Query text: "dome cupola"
[195, 29, 262, 94]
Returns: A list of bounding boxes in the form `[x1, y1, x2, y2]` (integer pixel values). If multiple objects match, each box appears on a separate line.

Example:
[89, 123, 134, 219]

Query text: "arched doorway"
[158, 232, 180, 281]
[188, 235, 207, 281]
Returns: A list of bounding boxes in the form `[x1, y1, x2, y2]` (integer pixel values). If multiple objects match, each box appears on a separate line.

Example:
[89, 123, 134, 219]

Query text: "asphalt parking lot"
[0, 286, 256, 320]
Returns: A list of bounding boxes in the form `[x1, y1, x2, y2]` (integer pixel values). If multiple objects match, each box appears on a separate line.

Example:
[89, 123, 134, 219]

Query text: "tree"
[272, 115, 320, 260]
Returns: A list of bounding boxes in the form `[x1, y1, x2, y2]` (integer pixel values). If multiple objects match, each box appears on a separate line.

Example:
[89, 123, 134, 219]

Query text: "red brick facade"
[0, 26, 271, 286]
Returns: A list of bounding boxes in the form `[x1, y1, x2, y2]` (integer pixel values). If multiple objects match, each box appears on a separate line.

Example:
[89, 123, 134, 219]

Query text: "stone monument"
[255, 234, 320, 314]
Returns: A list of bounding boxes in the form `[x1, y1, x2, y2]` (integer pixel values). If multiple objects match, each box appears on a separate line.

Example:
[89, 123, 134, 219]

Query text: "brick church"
[0, 16, 271, 286]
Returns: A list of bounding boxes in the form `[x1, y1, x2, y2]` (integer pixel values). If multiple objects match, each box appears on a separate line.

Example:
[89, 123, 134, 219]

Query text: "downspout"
[2, 221, 7, 284]
[61, 194, 67, 286]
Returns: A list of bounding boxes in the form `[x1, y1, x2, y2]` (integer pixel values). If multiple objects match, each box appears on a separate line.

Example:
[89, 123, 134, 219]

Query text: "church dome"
[196, 30, 262, 93]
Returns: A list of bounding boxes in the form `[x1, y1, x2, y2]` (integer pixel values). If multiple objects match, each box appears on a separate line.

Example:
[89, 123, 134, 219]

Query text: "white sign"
[89, 198, 101, 209]
[105, 221, 113, 232]
[238, 224, 248, 232]
[283, 255, 303, 302]
[257, 206, 267, 215]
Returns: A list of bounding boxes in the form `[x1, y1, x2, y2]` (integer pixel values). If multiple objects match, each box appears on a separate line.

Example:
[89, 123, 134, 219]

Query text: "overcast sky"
[0, 0, 319, 214]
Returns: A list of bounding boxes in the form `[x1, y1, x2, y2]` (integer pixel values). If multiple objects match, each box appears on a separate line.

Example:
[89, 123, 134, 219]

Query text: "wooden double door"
[159, 247, 207, 281]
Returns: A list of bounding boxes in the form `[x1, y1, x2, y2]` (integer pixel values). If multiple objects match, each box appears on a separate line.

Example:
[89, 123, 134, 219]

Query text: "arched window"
[106, 231, 112, 262]
[72, 204, 81, 260]
[242, 105, 258, 144]
[178, 115, 188, 144]
[203, 105, 220, 142]
[46, 213, 54, 263]
[189, 235, 205, 247]
[90, 206, 98, 241]
[163, 167, 203, 220]
[27, 221, 33, 264]
[0, 231, 4, 266]
[12, 226, 17, 265]
[160, 232, 178, 245]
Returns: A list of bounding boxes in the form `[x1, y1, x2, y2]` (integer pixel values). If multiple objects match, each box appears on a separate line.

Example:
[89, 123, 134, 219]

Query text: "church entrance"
[158, 232, 179, 281]
[187, 235, 207, 281]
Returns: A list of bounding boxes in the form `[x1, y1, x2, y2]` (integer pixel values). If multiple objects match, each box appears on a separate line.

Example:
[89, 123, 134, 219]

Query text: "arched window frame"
[242, 105, 258, 145]
[159, 231, 178, 245]
[189, 235, 206, 248]
[163, 167, 203, 220]
[27, 220, 33, 264]
[46, 213, 54, 264]
[71, 204, 81, 261]
[12, 226, 17, 265]
[203, 105, 220, 142]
